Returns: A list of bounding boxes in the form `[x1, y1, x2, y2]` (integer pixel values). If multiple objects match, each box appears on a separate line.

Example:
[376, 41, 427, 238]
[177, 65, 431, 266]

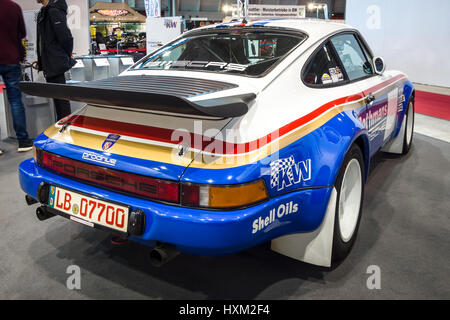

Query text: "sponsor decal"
[102, 134, 120, 151]
[82, 152, 117, 166]
[143, 60, 248, 72]
[329, 67, 344, 82]
[321, 73, 332, 84]
[358, 103, 388, 141]
[398, 89, 406, 112]
[252, 201, 299, 234]
[384, 88, 399, 140]
[270, 156, 311, 191]
[358, 89, 398, 142]
[164, 19, 177, 29]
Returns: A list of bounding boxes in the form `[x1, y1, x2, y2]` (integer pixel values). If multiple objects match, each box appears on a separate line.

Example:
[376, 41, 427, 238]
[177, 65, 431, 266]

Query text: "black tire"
[332, 144, 365, 262]
[402, 99, 415, 155]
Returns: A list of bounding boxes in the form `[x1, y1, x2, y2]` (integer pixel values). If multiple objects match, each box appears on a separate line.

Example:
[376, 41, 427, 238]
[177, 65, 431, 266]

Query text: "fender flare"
[382, 88, 415, 154]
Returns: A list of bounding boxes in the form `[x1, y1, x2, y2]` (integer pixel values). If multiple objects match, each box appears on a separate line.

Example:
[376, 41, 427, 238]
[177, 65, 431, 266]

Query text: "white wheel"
[402, 100, 415, 154]
[338, 158, 362, 242]
[406, 102, 414, 147]
[332, 144, 364, 262]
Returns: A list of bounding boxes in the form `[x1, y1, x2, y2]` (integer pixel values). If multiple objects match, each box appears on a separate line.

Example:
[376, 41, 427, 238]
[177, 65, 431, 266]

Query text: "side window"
[330, 33, 373, 81]
[303, 42, 346, 86]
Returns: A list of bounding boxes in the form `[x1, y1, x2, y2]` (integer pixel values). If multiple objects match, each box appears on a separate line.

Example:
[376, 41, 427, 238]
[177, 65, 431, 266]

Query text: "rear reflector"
[38, 150, 180, 203]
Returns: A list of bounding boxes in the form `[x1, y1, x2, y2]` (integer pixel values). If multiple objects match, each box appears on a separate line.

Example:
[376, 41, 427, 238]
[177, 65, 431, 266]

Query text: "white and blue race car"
[19, 19, 415, 267]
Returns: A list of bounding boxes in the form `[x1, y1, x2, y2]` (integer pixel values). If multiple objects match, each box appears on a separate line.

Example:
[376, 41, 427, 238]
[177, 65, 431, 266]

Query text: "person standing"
[0, 0, 33, 152]
[34, 0, 75, 121]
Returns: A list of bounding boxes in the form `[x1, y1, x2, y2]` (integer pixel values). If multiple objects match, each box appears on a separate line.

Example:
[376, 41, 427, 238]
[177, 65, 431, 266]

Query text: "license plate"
[48, 185, 129, 233]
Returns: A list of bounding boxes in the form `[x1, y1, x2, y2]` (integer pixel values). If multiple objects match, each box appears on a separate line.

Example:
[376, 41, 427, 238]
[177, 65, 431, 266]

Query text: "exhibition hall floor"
[0, 116, 449, 299]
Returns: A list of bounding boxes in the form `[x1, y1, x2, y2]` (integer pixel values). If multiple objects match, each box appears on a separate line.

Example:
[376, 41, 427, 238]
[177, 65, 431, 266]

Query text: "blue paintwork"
[19, 158, 331, 256]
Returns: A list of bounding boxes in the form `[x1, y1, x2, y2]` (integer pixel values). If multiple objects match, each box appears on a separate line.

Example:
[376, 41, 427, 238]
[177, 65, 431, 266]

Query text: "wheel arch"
[329, 128, 370, 189]
[352, 133, 370, 182]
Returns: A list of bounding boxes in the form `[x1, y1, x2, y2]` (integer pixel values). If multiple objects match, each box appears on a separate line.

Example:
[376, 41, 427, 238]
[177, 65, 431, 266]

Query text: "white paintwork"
[381, 112, 406, 154]
[338, 158, 362, 242]
[381, 101, 412, 154]
[271, 188, 337, 267]
[121, 20, 408, 148]
[384, 87, 399, 141]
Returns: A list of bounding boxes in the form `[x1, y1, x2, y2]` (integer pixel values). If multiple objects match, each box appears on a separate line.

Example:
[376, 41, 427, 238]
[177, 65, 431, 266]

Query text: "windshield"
[135, 30, 306, 76]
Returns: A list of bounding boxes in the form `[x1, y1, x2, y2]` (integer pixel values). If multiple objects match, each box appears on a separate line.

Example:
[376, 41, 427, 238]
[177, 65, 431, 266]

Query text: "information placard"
[94, 58, 110, 67]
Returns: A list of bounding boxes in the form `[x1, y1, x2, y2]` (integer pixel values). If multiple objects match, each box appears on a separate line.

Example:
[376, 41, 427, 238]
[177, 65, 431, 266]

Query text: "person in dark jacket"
[0, 0, 32, 153]
[34, 0, 75, 120]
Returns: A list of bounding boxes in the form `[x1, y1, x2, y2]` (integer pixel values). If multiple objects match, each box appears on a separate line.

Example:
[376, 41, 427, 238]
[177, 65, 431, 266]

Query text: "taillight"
[181, 180, 268, 209]
[33, 145, 43, 165]
[35, 148, 269, 209]
[37, 148, 179, 203]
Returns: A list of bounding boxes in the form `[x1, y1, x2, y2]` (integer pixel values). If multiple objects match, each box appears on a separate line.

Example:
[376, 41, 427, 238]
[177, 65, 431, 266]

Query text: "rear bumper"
[19, 158, 332, 256]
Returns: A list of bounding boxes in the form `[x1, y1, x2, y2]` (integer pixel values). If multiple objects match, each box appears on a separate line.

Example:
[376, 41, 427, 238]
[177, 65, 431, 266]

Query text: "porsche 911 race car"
[19, 19, 415, 267]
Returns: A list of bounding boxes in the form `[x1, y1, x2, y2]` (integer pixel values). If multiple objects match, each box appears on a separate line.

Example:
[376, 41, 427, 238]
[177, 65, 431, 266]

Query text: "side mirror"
[373, 57, 385, 75]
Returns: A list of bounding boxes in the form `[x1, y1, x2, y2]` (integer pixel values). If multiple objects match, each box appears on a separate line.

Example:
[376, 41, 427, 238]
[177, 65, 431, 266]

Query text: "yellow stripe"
[44, 126, 196, 167]
[44, 101, 363, 169]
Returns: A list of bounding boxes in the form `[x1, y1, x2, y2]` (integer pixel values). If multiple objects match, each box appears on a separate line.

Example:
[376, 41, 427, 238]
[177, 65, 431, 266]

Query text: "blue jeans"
[0, 64, 29, 141]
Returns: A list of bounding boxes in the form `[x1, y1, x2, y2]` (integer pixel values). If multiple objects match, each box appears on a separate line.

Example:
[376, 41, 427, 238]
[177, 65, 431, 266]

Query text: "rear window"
[135, 29, 306, 76]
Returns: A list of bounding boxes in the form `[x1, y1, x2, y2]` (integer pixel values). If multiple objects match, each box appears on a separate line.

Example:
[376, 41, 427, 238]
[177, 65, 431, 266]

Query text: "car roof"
[196, 18, 353, 40]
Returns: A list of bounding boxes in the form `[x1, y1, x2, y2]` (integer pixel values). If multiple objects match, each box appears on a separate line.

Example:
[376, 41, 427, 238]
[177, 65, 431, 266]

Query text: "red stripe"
[98, 48, 146, 52]
[61, 75, 405, 155]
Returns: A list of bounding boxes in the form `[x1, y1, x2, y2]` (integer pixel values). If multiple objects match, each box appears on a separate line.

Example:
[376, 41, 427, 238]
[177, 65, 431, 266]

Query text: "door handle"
[366, 93, 376, 104]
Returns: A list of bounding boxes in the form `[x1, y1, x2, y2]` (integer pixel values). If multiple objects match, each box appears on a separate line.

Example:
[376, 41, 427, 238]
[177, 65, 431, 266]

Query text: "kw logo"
[164, 20, 177, 28]
[270, 156, 311, 191]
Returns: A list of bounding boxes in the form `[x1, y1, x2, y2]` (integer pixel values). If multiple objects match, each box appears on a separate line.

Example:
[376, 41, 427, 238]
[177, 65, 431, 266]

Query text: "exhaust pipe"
[36, 206, 55, 221]
[25, 195, 38, 206]
[149, 243, 180, 267]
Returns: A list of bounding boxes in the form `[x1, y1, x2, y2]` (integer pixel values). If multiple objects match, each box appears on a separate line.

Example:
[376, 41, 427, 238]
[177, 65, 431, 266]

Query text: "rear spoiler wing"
[19, 75, 255, 118]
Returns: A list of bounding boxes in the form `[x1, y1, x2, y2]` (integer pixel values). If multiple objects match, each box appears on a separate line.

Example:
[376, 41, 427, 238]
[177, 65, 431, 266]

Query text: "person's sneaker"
[18, 140, 33, 152]
[0, 149, 3, 156]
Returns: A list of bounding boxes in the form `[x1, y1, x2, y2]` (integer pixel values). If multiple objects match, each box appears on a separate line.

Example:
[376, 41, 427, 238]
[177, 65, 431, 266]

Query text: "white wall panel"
[346, 0, 450, 88]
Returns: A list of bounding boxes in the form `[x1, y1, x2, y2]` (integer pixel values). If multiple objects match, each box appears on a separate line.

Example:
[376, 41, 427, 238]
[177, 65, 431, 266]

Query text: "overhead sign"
[248, 5, 306, 19]
[145, 0, 161, 18]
